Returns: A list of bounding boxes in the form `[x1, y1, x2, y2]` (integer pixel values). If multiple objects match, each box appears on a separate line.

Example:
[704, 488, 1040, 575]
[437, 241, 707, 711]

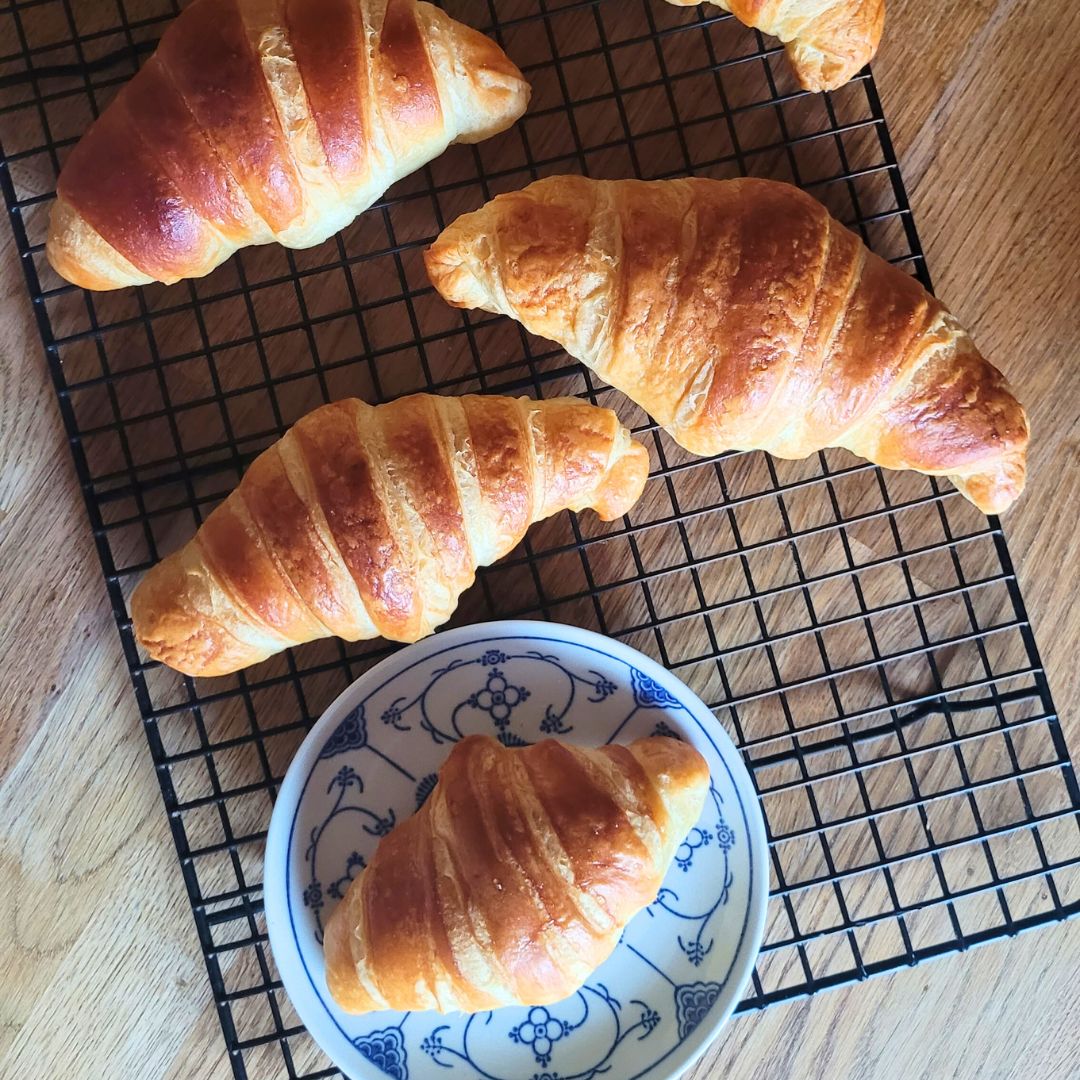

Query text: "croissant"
[130, 393, 648, 676]
[665, 0, 885, 91]
[47, 0, 529, 290]
[425, 176, 1028, 514]
[324, 733, 711, 1013]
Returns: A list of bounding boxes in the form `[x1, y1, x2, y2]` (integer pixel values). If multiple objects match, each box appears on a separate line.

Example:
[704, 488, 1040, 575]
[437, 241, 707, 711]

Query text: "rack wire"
[1, 0, 1077, 1077]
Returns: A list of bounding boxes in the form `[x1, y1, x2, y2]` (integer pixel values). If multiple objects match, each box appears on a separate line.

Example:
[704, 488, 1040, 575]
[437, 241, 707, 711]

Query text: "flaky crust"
[667, 0, 884, 92]
[425, 175, 1028, 515]
[324, 734, 710, 1014]
[46, 0, 529, 289]
[130, 393, 648, 676]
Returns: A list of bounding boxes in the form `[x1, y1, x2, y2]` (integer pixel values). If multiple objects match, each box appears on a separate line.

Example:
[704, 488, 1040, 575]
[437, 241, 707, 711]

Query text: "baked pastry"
[665, 0, 885, 91]
[47, 0, 530, 290]
[131, 393, 648, 676]
[425, 175, 1028, 514]
[324, 733, 711, 1013]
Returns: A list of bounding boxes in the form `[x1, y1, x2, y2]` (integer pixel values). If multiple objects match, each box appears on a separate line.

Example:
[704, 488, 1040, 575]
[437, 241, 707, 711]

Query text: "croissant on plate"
[665, 0, 885, 92]
[324, 733, 711, 1013]
[425, 175, 1028, 514]
[130, 393, 649, 677]
[47, 0, 529, 290]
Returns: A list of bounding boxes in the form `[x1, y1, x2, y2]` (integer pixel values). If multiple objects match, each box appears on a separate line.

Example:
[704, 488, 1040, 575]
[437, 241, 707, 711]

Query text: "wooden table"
[1, 1, 1077, 1077]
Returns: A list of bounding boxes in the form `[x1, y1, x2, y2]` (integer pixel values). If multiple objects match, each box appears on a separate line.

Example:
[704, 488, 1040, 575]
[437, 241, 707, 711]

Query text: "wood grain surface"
[1, 1, 1078, 1078]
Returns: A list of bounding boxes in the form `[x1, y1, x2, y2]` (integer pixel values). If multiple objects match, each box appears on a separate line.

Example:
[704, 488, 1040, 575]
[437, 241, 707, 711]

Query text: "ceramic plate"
[265, 621, 768, 1080]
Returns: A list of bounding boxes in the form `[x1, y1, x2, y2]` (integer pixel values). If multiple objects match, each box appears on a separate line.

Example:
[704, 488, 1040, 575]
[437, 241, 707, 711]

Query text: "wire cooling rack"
[2, 0, 1078, 1076]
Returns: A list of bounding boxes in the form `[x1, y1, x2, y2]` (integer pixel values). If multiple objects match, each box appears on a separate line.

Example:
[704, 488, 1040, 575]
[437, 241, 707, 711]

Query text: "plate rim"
[265, 619, 769, 1080]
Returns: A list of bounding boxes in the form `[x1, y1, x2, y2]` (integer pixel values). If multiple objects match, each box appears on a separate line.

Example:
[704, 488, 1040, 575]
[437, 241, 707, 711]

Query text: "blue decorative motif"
[468, 668, 531, 727]
[510, 1006, 573, 1065]
[353, 1026, 408, 1080]
[631, 669, 683, 710]
[674, 982, 722, 1039]
[415, 773, 438, 810]
[675, 827, 713, 873]
[715, 819, 736, 852]
[421, 985, 661, 1080]
[590, 673, 618, 702]
[302, 764, 395, 944]
[540, 703, 573, 735]
[650, 786, 734, 965]
[331, 765, 362, 791]
[365, 809, 397, 837]
[639, 1006, 661, 1035]
[651, 719, 682, 740]
[326, 851, 365, 900]
[380, 699, 410, 731]
[318, 704, 367, 759]
[369, 649, 627, 745]
[498, 729, 531, 747]
[419, 1029, 446, 1059]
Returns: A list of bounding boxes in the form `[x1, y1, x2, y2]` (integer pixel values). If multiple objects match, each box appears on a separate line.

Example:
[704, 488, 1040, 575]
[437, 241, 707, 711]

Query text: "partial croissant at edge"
[47, 0, 530, 290]
[425, 175, 1028, 515]
[665, 0, 885, 92]
[130, 394, 649, 677]
[324, 734, 711, 1014]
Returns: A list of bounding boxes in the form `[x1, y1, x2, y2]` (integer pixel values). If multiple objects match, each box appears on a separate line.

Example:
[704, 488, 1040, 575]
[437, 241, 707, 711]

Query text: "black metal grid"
[2, 0, 1077, 1076]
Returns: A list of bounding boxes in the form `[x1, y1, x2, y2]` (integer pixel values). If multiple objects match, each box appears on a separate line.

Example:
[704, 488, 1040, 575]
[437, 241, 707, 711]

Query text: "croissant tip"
[950, 447, 1028, 515]
[45, 218, 109, 292]
[422, 237, 480, 310]
[441, 12, 531, 143]
[784, 0, 885, 93]
[130, 551, 270, 677]
[591, 440, 650, 521]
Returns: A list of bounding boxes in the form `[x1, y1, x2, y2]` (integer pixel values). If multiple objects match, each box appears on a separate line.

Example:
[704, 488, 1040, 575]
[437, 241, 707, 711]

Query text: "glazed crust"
[129, 394, 649, 676]
[47, 0, 530, 289]
[425, 175, 1028, 515]
[666, 0, 885, 92]
[323, 734, 711, 1014]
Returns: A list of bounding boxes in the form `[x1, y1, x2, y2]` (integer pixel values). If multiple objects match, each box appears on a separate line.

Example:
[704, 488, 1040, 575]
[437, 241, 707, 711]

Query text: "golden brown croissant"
[665, 0, 885, 91]
[47, 0, 529, 290]
[130, 393, 648, 677]
[425, 176, 1028, 514]
[324, 733, 711, 1013]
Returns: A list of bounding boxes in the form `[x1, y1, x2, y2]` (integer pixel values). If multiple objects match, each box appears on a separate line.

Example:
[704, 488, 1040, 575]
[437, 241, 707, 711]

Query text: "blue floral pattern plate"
[265, 621, 767, 1080]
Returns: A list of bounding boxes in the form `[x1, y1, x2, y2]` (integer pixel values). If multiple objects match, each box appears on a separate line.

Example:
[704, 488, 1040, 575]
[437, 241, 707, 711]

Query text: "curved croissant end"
[425, 175, 1028, 516]
[324, 734, 711, 1014]
[47, 0, 529, 289]
[130, 394, 648, 677]
[666, 0, 885, 92]
[949, 451, 1028, 518]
